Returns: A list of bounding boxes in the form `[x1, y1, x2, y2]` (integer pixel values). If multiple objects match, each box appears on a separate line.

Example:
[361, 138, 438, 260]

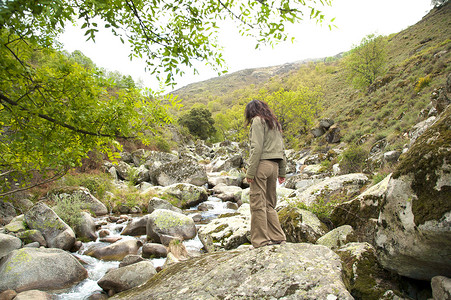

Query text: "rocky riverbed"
[0, 105, 450, 299]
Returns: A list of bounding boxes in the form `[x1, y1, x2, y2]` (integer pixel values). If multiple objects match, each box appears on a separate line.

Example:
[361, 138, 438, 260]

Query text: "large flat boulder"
[110, 243, 352, 300]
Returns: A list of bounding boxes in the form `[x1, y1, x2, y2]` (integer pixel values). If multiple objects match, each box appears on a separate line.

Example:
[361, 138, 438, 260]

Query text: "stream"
[54, 195, 237, 299]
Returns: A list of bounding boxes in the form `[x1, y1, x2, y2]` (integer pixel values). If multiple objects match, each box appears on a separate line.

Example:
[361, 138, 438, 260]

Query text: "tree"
[0, 0, 333, 84]
[178, 108, 216, 140]
[344, 34, 388, 89]
[0, 0, 332, 195]
[259, 86, 323, 144]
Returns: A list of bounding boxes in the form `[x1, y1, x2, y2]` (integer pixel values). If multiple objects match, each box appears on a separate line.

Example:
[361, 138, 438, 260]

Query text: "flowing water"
[54, 195, 237, 299]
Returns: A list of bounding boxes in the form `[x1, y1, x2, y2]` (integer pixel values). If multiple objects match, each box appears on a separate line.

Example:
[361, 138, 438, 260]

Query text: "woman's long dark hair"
[244, 100, 282, 131]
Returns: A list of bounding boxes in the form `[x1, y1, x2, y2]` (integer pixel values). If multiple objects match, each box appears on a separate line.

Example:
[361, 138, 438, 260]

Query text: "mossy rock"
[393, 105, 451, 226]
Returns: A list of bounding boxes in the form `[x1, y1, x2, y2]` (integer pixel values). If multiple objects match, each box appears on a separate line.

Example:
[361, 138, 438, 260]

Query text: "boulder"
[208, 154, 243, 172]
[143, 151, 178, 170]
[311, 126, 325, 137]
[330, 174, 391, 245]
[24, 203, 75, 250]
[150, 158, 207, 187]
[85, 239, 143, 261]
[207, 172, 242, 187]
[119, 255, 145, 268]
[16, 230, 46, 247]
[375, 106, 451, 280]
[75, 212, 98, 242]
[325, 124, 341, 143]
[147, 197, 182, 214]
[146, 209, 196, 245]
[198, 209, 251, 251]
[0, 233, 22, 259]
[336, 242, 401, 300]
[316, 225, 356, 249]
[212, 183, 242, 202]
[431, 276, 451, 300]
[383, 150, 401, 163]
[0, 248, 87, 292]
[135, 165, 150, 184]
[0, 201, 16, 225]
[142, 243, 168, 259]
[115, 161, 132, 181]
[0, 290, 17, 300]
[157, 183, 208, 209]
[293, 173, 369, 207]
[98, 261, 157, 295]
[109, 243, 352, 300]
[278, 206, 328, 243]
[408, 116, 436, 147]
[4, 214, 27, 233]
[14, 290, 53, 300]
[120, 215, 151, 236]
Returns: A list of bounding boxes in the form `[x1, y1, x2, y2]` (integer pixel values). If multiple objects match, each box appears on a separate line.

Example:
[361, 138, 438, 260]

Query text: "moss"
[4, 248, 32, 273]
[211, 224, 229, 233]
[393, 106, 451, 225]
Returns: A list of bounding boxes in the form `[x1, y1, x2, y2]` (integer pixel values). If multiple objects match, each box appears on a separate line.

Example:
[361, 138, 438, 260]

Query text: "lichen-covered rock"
[150, 158, 207, 187]
[278, 206, 329, 243]
[0, 233, 22, 259]
[4, 214, 26, 233]
[146, 209, 196, 245]
[24, 203, 75, 250]
[157, 183, 208, 209]
[85, 239, 143, 261]
[293, 173, 369, 206]
[0, 248, 87, 292]
[98, 261, 157, 295]
[316, 225, 356, 249]
[375, 106, 451, 280]
[110, 243, 353, 300]
[197, 207, 250, 251]
[147, 197, 182, 214]
[336, 242, 401, 300]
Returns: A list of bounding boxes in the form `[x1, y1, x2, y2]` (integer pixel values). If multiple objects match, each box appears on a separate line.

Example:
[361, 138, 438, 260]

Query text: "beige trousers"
[249, 160, 286, 248]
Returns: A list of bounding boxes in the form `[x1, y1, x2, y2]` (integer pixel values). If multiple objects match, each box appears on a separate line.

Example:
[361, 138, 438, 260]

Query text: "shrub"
[415, 75, 431, 92]
[61, 173, 113, 200]
[52, 194, 84, 229]
[339, 146, 368, 173]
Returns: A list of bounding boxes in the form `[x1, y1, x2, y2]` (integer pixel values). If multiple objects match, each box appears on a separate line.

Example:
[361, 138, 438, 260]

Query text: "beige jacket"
[245, 116, 287, 179]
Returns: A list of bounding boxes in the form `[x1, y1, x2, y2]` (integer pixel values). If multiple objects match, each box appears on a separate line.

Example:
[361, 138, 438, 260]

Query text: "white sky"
[59, 0, 433, 92]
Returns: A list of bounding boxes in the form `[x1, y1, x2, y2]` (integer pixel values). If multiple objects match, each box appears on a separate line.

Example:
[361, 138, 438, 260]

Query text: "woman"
[244, 99, 287, 248]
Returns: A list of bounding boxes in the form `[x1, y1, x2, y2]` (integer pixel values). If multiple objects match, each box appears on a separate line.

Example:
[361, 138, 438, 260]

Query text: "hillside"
[170, 3, 450, 152]
[171, 59, 318, 108]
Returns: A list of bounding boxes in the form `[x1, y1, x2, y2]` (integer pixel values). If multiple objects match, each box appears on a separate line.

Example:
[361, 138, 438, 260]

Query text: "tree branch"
[0, 168, 68, 197]
[0, 92, 134, 139]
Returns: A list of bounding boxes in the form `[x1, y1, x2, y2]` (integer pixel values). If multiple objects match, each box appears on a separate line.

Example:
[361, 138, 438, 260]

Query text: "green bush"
[339, 146, 368, 173]
[52, 194, 84, 229]
[62, 173, 113, 200]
